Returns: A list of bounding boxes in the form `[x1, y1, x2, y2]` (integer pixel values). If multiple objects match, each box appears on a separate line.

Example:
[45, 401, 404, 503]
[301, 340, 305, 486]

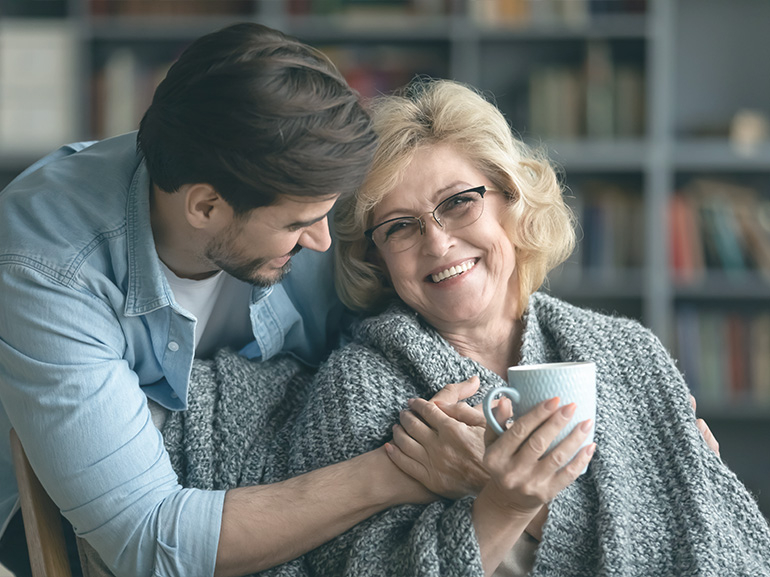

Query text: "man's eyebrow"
[286, 211, 330, 229]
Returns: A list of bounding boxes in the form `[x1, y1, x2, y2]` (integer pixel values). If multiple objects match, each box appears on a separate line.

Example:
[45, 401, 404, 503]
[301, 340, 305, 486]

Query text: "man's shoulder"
[0, 133, 144, 284]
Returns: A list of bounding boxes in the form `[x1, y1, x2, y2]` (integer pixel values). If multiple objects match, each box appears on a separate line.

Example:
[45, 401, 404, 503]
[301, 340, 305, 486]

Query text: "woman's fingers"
[406, 397, 454, 431]
[551, 442, 596, 489]
[392, 421, 428, 462]
[485, 397, 513, 446]
[384, 441, 432, 489]
[517, 403, 577, 462]
[436, 398, 487, 427]
[427, 375, 480, 406]
[540, 417, 592, 472]
[481, 398, 597, 514]
[489, 397, 561, 458]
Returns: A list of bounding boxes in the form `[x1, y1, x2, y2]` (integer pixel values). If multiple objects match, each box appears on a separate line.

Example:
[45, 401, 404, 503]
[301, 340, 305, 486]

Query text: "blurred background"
[0, 0, 768, 542]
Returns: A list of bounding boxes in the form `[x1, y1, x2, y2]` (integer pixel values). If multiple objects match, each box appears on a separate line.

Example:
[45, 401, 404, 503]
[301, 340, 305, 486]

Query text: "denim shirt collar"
[122, 162, 272, 318]
[124, 161, 173, 317]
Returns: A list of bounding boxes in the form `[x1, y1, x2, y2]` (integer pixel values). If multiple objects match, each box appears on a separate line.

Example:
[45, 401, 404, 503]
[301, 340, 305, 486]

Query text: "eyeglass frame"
[364, 185, 491, 251]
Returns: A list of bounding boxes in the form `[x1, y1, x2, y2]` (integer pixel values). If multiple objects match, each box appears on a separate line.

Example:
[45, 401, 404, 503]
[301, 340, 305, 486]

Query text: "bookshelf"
[1, 0, 769, 512]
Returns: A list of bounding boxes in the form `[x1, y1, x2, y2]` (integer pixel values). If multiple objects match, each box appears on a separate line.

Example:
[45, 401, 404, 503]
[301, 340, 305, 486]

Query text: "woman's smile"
[428, 258, 478, 283]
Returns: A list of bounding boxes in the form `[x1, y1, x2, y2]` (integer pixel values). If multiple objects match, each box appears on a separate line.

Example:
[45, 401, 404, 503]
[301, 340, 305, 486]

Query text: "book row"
[676, 307, 770, 409]
[473, 0, 646, 27]
[528, 40, 645, 140]
[669, 179, 770, 283]
[566, 180, 645, 273]
[85, 0, 647, 19]
[88, 42, 643, 141]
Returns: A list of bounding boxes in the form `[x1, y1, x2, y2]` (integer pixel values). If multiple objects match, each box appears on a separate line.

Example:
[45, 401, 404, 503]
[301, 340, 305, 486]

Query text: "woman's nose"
[419, 216, 452, 255]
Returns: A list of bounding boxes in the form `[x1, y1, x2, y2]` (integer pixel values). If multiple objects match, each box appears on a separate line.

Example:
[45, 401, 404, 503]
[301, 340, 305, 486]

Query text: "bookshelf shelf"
[674, 140, 770, 172]
[550, 268, 646, 297]
[698, 405, 770, 421]
[674, 275, 770, 300]
[545, 139, 647, 171]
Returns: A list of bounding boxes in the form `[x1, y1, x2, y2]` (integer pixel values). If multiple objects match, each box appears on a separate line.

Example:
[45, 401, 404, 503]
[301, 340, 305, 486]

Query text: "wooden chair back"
[9, 428, 73, 577]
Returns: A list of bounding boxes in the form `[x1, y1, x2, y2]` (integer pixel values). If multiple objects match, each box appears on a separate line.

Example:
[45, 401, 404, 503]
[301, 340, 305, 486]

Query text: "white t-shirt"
[158, 259, 253, 358]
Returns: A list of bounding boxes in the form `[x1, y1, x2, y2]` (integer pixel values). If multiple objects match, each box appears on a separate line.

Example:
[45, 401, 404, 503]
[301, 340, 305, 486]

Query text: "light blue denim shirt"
[0, 133, 348, 576]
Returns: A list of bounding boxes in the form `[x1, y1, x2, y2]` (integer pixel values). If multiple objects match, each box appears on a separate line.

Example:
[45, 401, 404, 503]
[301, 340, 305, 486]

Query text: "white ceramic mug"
[483, 361, 596, 464]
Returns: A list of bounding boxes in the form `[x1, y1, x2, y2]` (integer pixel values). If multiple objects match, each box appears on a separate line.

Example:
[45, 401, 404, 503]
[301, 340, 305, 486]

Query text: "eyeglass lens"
[371, 186, 486, 252]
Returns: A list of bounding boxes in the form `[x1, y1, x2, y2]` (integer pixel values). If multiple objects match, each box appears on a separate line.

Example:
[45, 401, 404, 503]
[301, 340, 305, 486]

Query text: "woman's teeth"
[431, 260, 476, 283]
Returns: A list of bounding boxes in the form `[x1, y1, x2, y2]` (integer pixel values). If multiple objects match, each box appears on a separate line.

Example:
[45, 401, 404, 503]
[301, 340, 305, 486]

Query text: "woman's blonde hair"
[334, 79, 575, 316]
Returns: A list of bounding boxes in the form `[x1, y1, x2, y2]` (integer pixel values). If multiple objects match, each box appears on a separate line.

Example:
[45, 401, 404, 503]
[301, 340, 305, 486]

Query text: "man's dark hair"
[137, 22, 377, 213]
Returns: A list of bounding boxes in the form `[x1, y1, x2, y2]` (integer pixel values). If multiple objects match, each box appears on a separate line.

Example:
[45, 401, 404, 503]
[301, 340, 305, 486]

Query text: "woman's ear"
[366, 245, 392, 285]
[185, 184, 232, 230]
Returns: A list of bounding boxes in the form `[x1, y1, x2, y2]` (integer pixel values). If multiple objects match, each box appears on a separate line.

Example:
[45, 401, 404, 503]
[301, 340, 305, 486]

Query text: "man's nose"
[299, 217, 332, 252]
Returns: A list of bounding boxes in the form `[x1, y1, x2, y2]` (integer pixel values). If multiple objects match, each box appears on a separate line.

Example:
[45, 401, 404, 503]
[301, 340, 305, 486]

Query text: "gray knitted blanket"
[163, 292, 770, 576]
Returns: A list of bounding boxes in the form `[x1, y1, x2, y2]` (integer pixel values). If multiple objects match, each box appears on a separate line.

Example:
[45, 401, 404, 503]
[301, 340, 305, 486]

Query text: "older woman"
[164, 79, 769, 577]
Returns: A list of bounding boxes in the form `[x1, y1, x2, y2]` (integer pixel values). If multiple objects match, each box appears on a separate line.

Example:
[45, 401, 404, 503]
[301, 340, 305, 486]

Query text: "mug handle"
[483, 387, 521, 436]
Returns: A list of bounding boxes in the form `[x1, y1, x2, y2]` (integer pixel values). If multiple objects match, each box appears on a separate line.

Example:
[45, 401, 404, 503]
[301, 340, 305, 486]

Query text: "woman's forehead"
[373, 147, 483, 209]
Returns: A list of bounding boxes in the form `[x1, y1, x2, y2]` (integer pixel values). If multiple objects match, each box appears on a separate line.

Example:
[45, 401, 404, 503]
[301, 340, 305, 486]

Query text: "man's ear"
[184, 184, 231, 230]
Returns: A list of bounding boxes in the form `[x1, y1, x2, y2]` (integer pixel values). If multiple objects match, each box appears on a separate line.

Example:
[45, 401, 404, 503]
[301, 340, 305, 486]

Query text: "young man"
[0, 23, 434, 577]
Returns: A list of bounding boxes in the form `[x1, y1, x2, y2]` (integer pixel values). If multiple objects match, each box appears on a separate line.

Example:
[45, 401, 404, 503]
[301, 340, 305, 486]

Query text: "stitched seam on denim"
[126, 164, 145, 313]
[0, 224, 126, 289]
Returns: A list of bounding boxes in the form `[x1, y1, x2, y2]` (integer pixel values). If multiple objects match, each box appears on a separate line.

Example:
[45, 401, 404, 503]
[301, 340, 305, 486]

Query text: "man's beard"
[205, 224, 301, 287]
[216, 255, 293, 287]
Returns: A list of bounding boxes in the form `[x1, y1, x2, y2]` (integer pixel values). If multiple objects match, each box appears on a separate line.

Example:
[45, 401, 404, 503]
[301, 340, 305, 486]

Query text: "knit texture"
[163, 292, 770, 576]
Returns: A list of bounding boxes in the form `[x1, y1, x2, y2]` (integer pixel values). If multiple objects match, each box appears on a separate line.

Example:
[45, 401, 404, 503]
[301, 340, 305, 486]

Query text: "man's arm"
[0, 267, 432, 577]
[215, 447, 431, 577]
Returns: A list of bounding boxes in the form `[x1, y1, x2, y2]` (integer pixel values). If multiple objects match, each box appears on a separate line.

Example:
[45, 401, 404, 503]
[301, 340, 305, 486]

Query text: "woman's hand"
[471, 398, 594, 575]
[480, 397, 595, 515]
[384, 376, 490, 498]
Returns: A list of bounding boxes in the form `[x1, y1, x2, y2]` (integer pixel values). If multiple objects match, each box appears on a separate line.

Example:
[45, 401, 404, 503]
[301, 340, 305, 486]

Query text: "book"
[576, 181, 643, 274]
[675, 306, 702, 397]
[529, 65, 583, 140]
[584, 39, 614, 139]
[731, 190, 770, 281]
[751, 313, 770, 405]
[103, 49, 140, 138]
[682, 178, 770, 277]
[726, 314, 750, 402]
[92, 51, 172, 139]
[614, 64, 645, 137]
[669, 192, 705, 283]
[698, 311, 727, 407]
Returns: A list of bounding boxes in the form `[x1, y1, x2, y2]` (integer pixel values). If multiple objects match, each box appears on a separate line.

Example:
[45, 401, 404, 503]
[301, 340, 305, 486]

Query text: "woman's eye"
[385, 220, 416, 239]
[445, 194, 474, 210]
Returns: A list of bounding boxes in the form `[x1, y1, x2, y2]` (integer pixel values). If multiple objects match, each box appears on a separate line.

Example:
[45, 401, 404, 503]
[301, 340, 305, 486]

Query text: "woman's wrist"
[472, 486, 540, 575]
[473, 484, 539, 529]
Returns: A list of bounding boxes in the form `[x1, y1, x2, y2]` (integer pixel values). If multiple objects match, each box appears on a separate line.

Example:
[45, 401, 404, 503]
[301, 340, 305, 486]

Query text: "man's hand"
[690, 395, 720, 457]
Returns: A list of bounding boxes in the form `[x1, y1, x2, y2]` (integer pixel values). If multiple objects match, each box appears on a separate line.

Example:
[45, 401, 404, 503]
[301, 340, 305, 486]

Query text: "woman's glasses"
[365, 185, 489, 253]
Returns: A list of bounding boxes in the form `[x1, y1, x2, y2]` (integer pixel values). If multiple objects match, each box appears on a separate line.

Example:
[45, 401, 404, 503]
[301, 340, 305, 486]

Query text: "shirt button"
[170, 392, 178, 399]
[167, 341, 179, 352]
